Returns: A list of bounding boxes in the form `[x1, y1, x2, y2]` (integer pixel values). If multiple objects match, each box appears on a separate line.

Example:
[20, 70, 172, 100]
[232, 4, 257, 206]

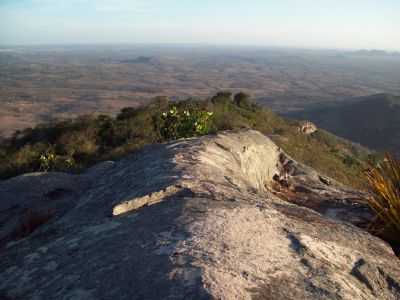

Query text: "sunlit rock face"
[1, 130, 399, 300]
[299, 121, 318, 134]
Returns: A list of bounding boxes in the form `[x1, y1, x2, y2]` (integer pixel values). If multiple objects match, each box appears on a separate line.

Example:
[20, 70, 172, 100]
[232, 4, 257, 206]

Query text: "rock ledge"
[1, 130, 399, 300]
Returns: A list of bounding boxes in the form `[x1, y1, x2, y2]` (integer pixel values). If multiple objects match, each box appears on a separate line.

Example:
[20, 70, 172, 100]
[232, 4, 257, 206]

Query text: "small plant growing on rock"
[39, 151, 57, 172]
[39, 151, 75, 172]
[365, 153, 400, 243]
[160, 106, 213, 139]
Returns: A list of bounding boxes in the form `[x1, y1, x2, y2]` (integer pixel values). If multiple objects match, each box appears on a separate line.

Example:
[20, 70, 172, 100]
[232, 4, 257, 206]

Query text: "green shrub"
[211, 91, 233, 106]
[13, 143, 47, 173]
[117, 107, 140, 121]
[39, 151, 56, 172]
[57, 129, 98, 158]
[233, 92, 256, 110]
[39, 151, 75, 172]
[159, 106, 213, 139]
[342, 154, 358, 167]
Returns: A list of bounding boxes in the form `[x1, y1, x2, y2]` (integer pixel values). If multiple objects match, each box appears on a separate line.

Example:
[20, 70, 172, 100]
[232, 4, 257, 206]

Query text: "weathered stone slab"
[0, 130, 399, 300]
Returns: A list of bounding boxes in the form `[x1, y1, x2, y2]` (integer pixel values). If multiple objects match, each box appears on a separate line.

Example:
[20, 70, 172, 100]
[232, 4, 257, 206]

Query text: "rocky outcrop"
[299, 121, 318, 134]
[1, 130, 399, 300]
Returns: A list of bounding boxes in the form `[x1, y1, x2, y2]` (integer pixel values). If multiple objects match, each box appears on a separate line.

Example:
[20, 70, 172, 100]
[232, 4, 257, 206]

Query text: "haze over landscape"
[1, 0, 400, 50]
[1, 1, 400, 299]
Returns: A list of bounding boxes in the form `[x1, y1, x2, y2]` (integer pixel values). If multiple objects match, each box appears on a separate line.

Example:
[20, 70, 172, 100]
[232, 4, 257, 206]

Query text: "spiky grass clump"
[365, 153, 400, 242]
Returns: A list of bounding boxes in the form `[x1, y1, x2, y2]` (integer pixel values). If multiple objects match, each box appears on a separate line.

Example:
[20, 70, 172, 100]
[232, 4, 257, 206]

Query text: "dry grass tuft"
[365, 153, 400, 243]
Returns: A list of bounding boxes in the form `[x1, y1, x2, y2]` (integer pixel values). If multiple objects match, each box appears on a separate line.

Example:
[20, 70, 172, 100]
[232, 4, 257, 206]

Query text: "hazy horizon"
[1, 43, 399, 54]
[1, 0, 399, 51]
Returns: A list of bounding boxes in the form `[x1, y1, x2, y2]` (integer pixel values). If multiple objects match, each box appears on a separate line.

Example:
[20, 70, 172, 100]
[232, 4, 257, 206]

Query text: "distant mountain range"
[287, 94, 400, 155]
[347, 50, 400, 57]
[119, 56, 155, 64]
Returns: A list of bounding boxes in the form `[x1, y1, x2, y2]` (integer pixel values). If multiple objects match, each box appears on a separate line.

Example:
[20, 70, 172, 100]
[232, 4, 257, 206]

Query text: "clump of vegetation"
[365, 153, 400, 244]
[342, 154, 359, 167]
[159, 106, 213, 139]
[39, 151, 75, 172]
[0, 92, 378, 188]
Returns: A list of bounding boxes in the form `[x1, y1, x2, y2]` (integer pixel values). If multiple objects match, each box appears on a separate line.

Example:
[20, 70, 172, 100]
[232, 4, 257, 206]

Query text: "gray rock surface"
[1, 130, 399, 300]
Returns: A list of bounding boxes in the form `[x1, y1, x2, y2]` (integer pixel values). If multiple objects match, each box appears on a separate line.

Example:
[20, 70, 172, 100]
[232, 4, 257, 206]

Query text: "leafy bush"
[159, 106, 213, 139]
[39, 151, 57, 172]
[39, 151, 75, 172]
[117, 107, 141, 121]
[211, 91, 233, 106]
[365, 153, 400, 243]
[233, 92, 256, 110]
[342, 154, 358, 167]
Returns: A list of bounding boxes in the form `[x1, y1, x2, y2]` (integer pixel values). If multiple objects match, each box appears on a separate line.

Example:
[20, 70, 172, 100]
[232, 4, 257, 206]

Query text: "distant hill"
[287, 94, 400, 155]
[348, 50, 400, 57]
[120, 56, 154, 64]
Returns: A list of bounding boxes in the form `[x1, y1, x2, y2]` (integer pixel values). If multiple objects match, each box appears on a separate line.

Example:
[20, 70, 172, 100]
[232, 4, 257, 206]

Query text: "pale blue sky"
[1, 0, 399, 50]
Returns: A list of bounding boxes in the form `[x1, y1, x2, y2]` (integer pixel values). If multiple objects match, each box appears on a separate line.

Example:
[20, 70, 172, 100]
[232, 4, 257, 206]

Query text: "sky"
[0, 0, 399, 50]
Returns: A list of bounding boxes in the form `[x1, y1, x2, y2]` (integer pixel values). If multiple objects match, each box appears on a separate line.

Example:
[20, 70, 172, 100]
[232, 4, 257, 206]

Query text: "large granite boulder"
[1, 130, 399, 300]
